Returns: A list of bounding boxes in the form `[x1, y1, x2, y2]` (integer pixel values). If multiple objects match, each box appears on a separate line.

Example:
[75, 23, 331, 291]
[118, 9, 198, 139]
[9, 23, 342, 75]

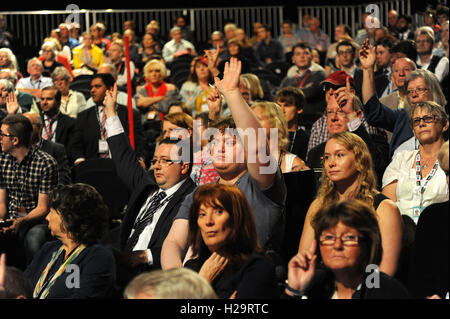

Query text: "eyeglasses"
[0, 132, 14, 138]
[411, 115, 437, 126]
[325, 109, 346, 118]
[319, 233, 362, 246]
[406, 87, 428, 96]
[322, 84, 343, 92]
[150, 158, 180, 167]
[415, 39, 431, 44]
[337, 49, 353, 56]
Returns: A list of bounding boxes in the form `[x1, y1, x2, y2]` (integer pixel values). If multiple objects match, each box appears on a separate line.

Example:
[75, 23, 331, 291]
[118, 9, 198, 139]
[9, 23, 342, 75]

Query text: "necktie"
[43, 117, 54, 141]
[125, 191, 167, 251]
[100, 108, 107, 140]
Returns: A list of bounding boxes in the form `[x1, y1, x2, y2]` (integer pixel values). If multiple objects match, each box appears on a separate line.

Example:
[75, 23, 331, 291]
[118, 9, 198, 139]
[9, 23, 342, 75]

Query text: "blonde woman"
[298, 132, 403, 277]
[72, 32, 104, 71]
[134, 59, 180, 122]
[239, 73, 264, 105]
[251, 101, 308, 173]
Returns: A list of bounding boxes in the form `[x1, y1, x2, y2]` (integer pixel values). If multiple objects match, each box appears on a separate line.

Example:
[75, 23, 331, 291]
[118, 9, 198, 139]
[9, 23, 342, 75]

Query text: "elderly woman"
[299, 132, 403, 277]
[251, 101, 308, 173]
[184, 184, 279, 299]
[51, 66, 86, 118]
[180, 56, 215, 115]
[286, 199, 410, 299]
[0, 48, 20, 74]
[134, 59, 180, 123]
[24, 184, 116, 299]
[408, 141, 449, 299]
[382, 101, 449, 223]
[39, 41, 64, 77]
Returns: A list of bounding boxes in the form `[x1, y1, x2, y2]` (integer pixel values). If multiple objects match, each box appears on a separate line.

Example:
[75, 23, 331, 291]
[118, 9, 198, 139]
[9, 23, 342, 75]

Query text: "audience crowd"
[0, 3, 448, 300]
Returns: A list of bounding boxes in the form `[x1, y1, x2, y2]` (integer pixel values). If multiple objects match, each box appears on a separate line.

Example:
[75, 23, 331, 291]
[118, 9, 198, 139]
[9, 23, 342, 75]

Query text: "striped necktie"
[125, 191, 167, 251]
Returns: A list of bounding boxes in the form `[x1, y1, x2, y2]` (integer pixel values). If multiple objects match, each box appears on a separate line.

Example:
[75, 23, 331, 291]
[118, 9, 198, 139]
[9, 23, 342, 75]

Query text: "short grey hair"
[124, 268, 217, 299]
[415, 26, 435, 43]
[405, 69, 447, 108]
[27, 57, 43, 70]
[51, 66, 72, 82]
[170, 26, 181, 34]
[0, 79, 15, 92]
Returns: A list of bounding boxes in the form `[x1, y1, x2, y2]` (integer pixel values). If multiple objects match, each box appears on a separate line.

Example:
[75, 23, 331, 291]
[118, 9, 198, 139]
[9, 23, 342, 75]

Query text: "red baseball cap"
[320, 71, 355, 88]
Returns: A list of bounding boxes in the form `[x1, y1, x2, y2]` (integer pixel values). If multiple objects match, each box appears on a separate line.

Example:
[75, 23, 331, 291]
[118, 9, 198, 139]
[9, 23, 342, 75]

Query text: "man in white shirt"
[415, 26, 449, 82]
[103, 85, 196, 289]
[162, 26, 196, 64]
[16, 58, 53, 102]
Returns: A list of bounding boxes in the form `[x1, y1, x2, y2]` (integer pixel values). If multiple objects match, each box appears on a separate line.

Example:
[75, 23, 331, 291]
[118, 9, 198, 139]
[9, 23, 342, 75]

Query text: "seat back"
[281, 169, 317, 264]
[72, 158, 130, 222]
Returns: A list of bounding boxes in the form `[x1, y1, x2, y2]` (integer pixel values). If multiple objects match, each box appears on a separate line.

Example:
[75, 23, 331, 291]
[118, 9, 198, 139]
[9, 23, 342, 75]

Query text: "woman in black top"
[25, 184, 116, 299]
[184, 184, 279, 299]
[285, 199, 410, 299]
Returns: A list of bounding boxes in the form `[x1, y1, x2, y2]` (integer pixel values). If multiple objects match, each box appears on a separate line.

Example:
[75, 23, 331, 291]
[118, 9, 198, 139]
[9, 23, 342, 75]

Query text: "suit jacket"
[354, 68, 389, 102]
[71, 103, 145, 163]
[52, 112, 76, 150]
[107, 132, 196, 270]
[40, 139, 72, 185]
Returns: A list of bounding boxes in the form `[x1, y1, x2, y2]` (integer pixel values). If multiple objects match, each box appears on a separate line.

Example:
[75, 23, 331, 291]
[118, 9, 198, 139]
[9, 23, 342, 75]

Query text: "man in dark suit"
[23, 112, 71, 185]
[71, 73, 146, 167]
[39, 86, 76, 161]
[103, 83, 195, 289]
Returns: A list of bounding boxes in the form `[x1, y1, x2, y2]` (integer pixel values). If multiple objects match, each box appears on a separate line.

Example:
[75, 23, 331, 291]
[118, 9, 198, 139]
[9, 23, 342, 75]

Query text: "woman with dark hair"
[184, 184, 279, 299]
[298, 132, 403, 277]
[285, 199, 409, 299]
[24, 183, 116, 299]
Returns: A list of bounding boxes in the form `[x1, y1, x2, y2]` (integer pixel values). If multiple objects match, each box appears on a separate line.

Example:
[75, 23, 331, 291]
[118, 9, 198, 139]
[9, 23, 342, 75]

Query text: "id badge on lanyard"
[413, 152, 439, 223]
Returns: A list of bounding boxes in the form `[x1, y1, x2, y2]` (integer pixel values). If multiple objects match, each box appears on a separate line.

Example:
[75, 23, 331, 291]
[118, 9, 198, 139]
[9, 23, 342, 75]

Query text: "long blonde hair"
[317, 132, 378, 208]
[251, 101, 289, 151]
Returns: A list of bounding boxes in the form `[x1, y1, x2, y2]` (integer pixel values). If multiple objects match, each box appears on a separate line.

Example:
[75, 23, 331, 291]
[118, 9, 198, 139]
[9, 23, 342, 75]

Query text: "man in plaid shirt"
[0, 114, 58, 267]
[306, 71, 388, 159]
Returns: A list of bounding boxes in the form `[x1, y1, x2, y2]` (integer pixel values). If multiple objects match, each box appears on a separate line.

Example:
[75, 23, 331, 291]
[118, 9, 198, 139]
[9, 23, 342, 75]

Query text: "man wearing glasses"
[102, 84, 196, 290]
[335, 40, 358, 77]
[0, 114, 58, 268]
[415, 26, 449, 83]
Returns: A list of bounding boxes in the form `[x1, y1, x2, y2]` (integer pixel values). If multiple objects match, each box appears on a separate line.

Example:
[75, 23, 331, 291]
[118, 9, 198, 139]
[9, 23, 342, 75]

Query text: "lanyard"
[33, 244, 86, 299]
[30, 78, 41, 89]
[415, 152, 439, 207]
[296, 70, 312, 88]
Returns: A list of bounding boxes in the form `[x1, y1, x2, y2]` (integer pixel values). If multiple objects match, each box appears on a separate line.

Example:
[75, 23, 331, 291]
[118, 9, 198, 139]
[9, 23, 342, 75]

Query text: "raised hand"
[207, 85, 222, 121]
[199, 252, 229, 283]
[103, 82, 118, 118]
[214, 57, 242, 95]
[333, 76, 358, 121]
[359, 38, 376, 70]
[6, 92, 20, 115]
[204, 44, 220, 70]
[287, 240, 317, 295]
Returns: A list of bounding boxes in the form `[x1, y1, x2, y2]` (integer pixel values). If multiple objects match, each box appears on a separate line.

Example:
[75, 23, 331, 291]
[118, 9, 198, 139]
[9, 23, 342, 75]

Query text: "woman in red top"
[135, 59, 180, 122]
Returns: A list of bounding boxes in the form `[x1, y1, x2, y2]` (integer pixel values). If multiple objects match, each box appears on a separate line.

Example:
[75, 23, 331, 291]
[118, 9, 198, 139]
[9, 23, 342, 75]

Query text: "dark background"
[4, 0, 437, 21]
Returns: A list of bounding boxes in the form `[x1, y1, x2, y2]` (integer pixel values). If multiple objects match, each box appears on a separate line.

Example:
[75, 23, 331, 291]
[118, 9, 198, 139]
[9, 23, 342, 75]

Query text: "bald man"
[23, 112, 71, 185]
[380, 57, 417, 111]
